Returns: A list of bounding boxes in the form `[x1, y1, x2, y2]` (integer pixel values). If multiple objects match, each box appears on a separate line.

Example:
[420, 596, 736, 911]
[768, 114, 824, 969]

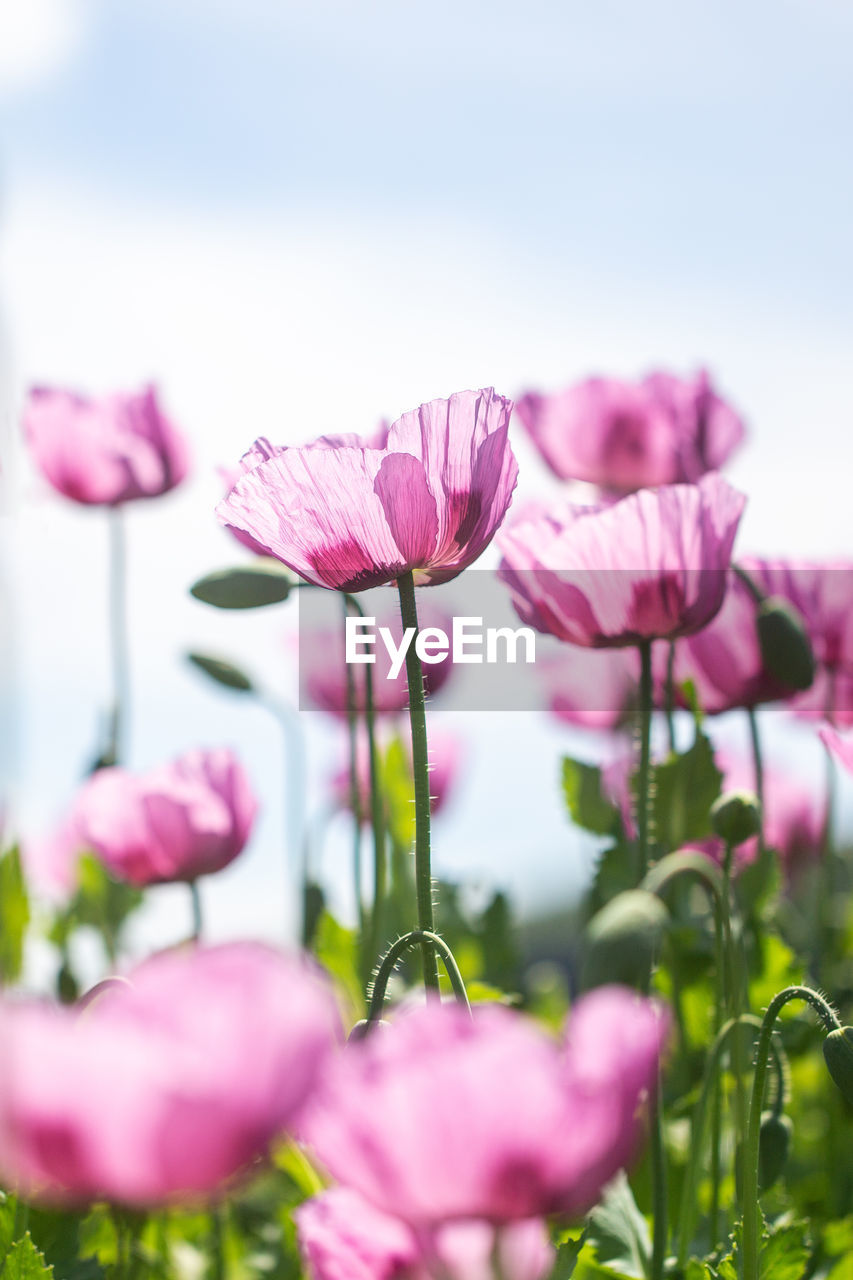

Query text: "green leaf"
[562, 758, 618, 836]
[757, 1221, 811, 1280]
[548, 1229, 586, 1279]
[189, 562, 294, 609]
[0, 846, 30, 983]
[651, 732, 722, 853]
[584, 1173, 651, 1278]
[2, 1234, 54, 1278]
[382, 736, 416, 850]
[313, 911, 364, 1023]
[186, 651, 254, 692]
[0, 1192, 17, 1257]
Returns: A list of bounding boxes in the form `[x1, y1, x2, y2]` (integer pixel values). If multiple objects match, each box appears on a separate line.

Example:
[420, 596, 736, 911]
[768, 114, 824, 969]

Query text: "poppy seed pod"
[756, 597, 816, 692]
[823, 1026, 853, 1106]
[582, 890, 669, 992]
[758, 1112, 793, 1189]
[710, 790, 761, 847]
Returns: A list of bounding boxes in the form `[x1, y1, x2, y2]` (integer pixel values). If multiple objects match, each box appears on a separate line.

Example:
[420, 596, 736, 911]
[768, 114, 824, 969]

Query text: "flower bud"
[348, 1019, 390, 1043]
[710, 790, 761, 847]
[758, 1112, 792, 1189]
[823, 1026, 853, 1105]
[582, 890, 668, 993]
[756, 597, 816, 692]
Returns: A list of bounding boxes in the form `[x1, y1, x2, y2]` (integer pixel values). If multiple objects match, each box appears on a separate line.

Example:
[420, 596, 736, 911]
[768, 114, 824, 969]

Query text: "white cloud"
[0, 0, 91, 96]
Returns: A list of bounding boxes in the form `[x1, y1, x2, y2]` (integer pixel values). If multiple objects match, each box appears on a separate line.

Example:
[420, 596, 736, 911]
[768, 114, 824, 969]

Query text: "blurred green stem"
[637, 639, 653, 879]
[368, 929, 470, 1023]
[190, 880, 202, 941]
[107, 507, 129, 765]
[747, 707, 764, 852]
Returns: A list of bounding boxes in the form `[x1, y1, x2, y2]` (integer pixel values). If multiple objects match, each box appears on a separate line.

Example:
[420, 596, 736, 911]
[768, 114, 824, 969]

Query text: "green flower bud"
[758, 1112, 792, 1189]
[757, 597, 816, 692]
[735, 1112, 792, 1195]
[710, 790, 761, 847]
[823, 1026, 853, 1105]
[582, 889, 668, 993]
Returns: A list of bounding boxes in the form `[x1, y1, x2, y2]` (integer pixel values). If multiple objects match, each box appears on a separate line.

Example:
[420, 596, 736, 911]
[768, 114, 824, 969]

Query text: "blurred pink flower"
[331, 730, 461, 824]
[675, 568, 794, 714]
[217, 389, 517, 590]
[296, 1187, 553, 1280]
[304, 988, 667, 1225]
[538, 643, 640, 729]
[62, 747, 257, 886]
[302, 612, 453, 718]
[515, 369, 744, 494]
[737, 559, 853, 726]
[498, 475, 746, 648]
[820, 725, 853, 776]
[24, 384, 190, 506]
[0, 943, 341, 1207]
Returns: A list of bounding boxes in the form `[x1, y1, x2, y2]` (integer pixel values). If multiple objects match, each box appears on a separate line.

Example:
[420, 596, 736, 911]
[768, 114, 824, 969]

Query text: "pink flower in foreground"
[217, 389, 517, 590]
[516, 369, 744, 494]
[497, 475, 746, 648]
[304, 988, 667, 1225]
[24, 384, 190, 505]
[62, 747, 257, 886]
[0, 943, 341, 1206]
[296, 1187, 554, 1280]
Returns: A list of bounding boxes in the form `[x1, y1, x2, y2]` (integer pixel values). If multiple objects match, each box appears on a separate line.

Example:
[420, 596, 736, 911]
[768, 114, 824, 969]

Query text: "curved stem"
[397, 571, 439, 991]
[676, 1014, 786, 1267]
[637, 640, 654, 878]
[368, 930, 470, 1023]
[107, 507, 129, 765]
[742, 987, 840, 1280]
[747, 707, 765, 853]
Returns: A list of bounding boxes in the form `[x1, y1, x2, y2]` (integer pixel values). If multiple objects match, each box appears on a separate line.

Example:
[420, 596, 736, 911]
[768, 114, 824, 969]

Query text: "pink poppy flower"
[301, 610, 453, 718]
[735, 559, 853, 726]
[538, 643, 640, 729]
[675, 567, 794, 714]
[497, 475, 746, 649]
[331, 730, 461, 823]
[515, 369, 744, 494]
[24, 384, 190, 506]
[0, 943, 341, 1207]
[61, 747, 257, 886]
[304, 988, 667, 1225]
[296, 1187, 554, 1280]
[216, 389, 517, 591]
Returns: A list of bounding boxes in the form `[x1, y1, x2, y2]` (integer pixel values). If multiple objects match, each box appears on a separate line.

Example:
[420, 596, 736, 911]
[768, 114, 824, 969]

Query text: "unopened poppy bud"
[756, 597, 816, 692]
[735, 1111, 792, 1196]
[582, 890, 668, 993]
[823, 1026, 853, 1105]
[758, 1112, 792, 1188]
[710, 790, 761, 847]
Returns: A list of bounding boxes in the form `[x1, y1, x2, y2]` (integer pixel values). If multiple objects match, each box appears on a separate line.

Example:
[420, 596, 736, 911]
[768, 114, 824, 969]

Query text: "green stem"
[210, 1205, 226, 1280]
[742, 987, 840, 1280]
[747, 707, 765, 852]
[676, 1015, 786, 1267]
[637, 639, 654, 879]
[342, 596, 366, 947]
[190, 880, 202, 941]
[368, 929, 470, 1023]
[665, 640, 677, 754]
[364, 654, 388, 977]
[107, 507, 129, 765]
[396, 571, 439, 991]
